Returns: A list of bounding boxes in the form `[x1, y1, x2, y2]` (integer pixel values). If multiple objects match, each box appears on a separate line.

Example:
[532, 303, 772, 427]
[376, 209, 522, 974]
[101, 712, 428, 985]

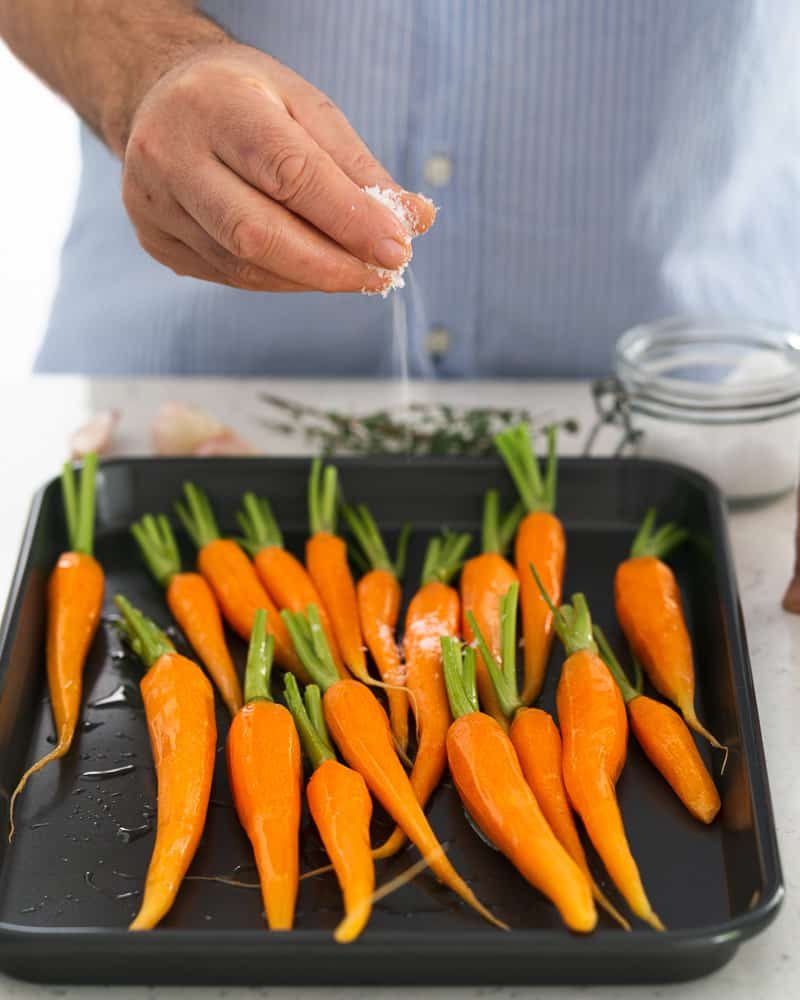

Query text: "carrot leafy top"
[494, 423, 557, 514]
[308, 458, 339, 536]
[630, 508, 688, 560]
[174, 482, 221, 549]
[244, 608, 275, 704]
[61, 452, 98, 556]
[343, 503, 410, 578]
[467, 582, 522, 721]
[114, 595, 174, 668]
[284, 675, 336, 770]
[237, 492, 284, 556]
[131, 513, 181, 588]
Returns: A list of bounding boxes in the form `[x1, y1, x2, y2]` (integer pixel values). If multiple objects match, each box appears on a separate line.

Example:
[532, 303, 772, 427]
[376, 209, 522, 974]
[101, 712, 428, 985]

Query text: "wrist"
[99, 14, 232, 157]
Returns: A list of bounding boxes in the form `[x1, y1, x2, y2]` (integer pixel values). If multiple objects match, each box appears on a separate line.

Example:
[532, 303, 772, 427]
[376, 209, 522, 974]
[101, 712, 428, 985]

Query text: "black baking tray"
[0, 456, 783, 985]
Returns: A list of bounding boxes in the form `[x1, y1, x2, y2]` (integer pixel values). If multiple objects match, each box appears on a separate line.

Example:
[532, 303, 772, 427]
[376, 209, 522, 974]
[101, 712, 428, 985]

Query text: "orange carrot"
[541, 585, 664, 930]
[237, 491, 345, 675]
[440, 636, 596, 933]
[115, 596, 216, 931]
[305, 460, 374, 685]
[132, 513, 243, 716]
[226, 609, 302, 930]
[495, 424, 564, 703]
[594, 626, 721, 824]
[460, 490, 521, 725]
[174, 482, 305, 680]
[284, 674, 375, 943]
[343, 504, 410, 751]
[281, 604, 505, 930]
[9, 454, 104, 840]
[374, 531, 470, 860]
[471, 583, 629, 929]
[615, 509, 724, 752]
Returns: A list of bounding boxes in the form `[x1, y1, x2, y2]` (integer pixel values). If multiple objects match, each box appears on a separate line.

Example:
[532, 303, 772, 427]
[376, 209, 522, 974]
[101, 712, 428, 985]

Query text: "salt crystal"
[361, 186, 437, 298]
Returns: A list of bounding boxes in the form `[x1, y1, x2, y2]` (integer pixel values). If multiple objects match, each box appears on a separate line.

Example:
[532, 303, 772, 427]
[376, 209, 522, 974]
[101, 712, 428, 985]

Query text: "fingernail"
[373, 237, 410, 270]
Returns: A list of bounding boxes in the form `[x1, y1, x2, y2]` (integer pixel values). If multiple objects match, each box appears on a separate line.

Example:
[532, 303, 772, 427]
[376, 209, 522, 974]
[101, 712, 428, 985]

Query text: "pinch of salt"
[361, 186, 435, 298]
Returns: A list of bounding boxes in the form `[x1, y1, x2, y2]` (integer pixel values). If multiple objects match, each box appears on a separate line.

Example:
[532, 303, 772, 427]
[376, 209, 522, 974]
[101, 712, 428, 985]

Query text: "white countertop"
[0, 376, 797, 999]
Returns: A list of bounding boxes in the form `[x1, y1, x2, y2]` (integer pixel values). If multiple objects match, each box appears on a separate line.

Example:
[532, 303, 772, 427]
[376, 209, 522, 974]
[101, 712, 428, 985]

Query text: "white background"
[0, 42, 80, 378]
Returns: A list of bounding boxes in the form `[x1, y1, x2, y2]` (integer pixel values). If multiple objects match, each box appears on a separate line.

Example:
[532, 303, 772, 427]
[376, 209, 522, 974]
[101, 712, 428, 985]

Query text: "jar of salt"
[609, 317, 800, 503]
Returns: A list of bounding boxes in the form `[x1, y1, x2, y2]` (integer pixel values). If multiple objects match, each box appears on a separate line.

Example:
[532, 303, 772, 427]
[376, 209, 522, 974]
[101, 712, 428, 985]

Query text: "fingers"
[284, 82, 437, 237]
[212, 96, 417, 269]
[174, 159, 392, 293]
[136, 227, 314, 292]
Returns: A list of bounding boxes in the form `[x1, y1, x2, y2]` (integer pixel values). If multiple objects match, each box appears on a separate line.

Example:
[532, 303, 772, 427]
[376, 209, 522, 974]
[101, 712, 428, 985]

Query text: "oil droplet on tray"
[90, 684, 142, 710]
[79, 764, 135, 781]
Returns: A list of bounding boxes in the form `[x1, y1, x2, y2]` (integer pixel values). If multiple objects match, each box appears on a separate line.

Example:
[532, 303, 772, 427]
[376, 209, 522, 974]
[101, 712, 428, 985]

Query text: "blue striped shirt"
[37, 0, 800, 376]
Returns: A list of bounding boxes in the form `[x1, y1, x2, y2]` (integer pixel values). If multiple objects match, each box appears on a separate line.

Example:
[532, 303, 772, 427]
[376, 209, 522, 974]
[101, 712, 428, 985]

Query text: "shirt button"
[425, 326, 451, 359]
[423, 154, 453, 188]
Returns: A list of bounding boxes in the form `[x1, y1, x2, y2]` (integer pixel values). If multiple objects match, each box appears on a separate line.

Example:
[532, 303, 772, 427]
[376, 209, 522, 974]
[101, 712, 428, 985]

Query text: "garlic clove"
[192, 433, 254, 456]
[70, 409, 119, 459]
[151, 401, 228, 455]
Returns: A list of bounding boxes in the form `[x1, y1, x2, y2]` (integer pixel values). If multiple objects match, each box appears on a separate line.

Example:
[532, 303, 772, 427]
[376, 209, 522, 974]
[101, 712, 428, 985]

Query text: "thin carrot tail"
[590, 878, 631, 931]
[386, 688, 409, 755]
[583, 794, 664, 931]
[8, 733, 73, 842]
[372, 826, 407, 860]
[682, 707, 728, 769]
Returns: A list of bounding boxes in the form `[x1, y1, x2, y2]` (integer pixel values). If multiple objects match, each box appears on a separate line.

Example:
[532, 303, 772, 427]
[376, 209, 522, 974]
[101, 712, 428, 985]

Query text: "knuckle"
[350, 149, 377, 177]
[261, 147, 316, 203]
[228, 216, 281, 263]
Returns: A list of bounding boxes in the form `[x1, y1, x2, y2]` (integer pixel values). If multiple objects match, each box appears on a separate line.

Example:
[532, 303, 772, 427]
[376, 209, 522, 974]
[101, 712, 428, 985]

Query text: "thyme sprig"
[260, 394, 579, 457]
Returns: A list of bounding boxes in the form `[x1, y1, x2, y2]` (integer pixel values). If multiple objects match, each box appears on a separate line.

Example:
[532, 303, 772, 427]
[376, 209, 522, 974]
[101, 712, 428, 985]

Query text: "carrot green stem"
[308, 458, 339, 535]
[62, 452, 98, 555]
[244, 608, 275, 703]
[630, 508, 689, 560]
[592, 625, 638, 704]
[420, 531, 472, 586]
[494, 423, 558, 514]
[131, 513, 181, 588]
[441, 637, 479, 719]
[466, 582, 522, 720]
[631, 654, 644, 694]
[530, 564, 596, 657]
[174, 483, 221, 549]
[114, 595, 175, 668]
[342, 504, 410, 578]
[284, 675, 336, 770]
[236, 492, 283, 556]
[480, 489, 523, 556]
[281, 605, 340, 692]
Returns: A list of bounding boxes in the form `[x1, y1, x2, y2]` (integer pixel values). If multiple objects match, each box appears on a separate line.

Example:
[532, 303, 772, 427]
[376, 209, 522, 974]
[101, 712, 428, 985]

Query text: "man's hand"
[122, 43, 434, 294]
[0, 2, 435, 294]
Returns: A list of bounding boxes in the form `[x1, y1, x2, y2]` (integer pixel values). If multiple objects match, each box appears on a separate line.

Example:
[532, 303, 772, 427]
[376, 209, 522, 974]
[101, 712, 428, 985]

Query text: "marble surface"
[0, 376, 797, 999]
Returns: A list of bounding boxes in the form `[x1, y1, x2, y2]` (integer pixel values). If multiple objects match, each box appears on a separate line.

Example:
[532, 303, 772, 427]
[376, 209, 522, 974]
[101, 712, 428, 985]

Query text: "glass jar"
[607, 317, 800, 502]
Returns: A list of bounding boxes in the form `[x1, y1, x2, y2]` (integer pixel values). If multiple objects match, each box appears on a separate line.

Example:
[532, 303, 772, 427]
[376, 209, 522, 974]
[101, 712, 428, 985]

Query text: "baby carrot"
[174, 482, 305, 680]
[460, 490, 521, 726]
[115, 596, 216, 931]
[9, 454, 104, 839]
[441, 637, 596, 933]
[284, 674, 375, 943]
[495, 424, 564, 704]
[305, 460, 372, 684]
[227, 609, 302, 930]
[374, 531, 470, 860]
[594, 626, 721, 824]
[472, 583, 629, 929]
[281, 604, 504, 930]
[132, 513, 243, 716]
[540, 580, 664, 930]
[237, 491, 345, 675]
[615, 509, 724, 751]
[343, 504, 411, 751]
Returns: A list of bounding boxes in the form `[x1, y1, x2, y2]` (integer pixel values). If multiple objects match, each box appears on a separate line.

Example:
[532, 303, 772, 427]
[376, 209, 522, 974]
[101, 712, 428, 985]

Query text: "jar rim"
[615, 316, 800, 411]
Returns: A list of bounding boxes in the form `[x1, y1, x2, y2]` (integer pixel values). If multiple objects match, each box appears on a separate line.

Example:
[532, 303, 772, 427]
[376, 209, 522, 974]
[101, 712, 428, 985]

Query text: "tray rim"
[0, 454, 784, 978]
